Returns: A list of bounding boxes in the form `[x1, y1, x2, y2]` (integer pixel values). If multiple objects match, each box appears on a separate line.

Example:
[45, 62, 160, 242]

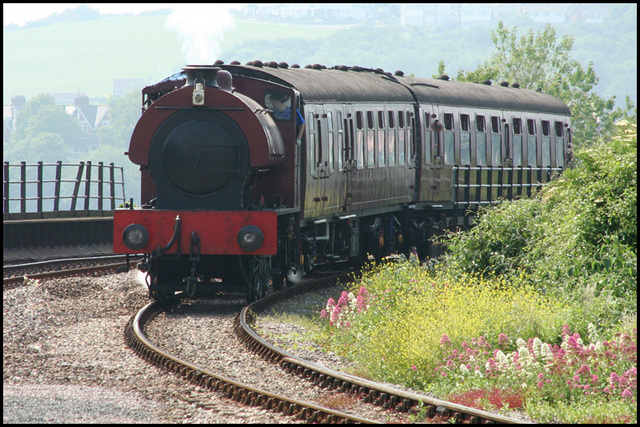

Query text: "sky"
[3, 3, 171, 27]
[3, 3, 245, 64]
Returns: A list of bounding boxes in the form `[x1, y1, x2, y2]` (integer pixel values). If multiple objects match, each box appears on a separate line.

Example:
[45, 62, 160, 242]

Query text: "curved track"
[126, 272, 529, 424]
[125, 295, 378, 423]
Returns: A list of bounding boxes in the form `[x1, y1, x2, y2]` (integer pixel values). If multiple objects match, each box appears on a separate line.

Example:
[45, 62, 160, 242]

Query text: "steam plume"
[166, 4, 243, 65]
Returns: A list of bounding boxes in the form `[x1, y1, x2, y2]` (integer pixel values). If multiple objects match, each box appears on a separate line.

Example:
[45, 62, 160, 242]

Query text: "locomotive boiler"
[113, 61, 571, 302]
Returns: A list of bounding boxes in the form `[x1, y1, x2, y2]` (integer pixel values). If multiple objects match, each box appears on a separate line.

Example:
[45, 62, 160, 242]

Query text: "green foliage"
[4, 131, 69, 163]
[3, 94, 83, 163]
[96, 90, 140, 147]
[438, 121, 637, 330]
[442, 21, 636, 148]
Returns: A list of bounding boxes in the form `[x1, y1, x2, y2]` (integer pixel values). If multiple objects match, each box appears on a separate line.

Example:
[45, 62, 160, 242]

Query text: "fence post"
[3, 162, 9, 214]
[54, 161, 62, 211]
[109, 163, 116, 210]
[71, 161, 85, 211]
[98, 161, 104, 211]
[84, 161, 92, 211]
[37, 161, 43, 213]
[20, 161, 26, 213]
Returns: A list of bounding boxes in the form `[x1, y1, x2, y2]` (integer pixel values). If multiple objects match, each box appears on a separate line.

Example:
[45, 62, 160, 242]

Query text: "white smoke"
[166, 4, 244, 65]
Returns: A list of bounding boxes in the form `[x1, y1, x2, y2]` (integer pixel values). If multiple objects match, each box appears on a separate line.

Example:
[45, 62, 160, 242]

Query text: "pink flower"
[591, 374, 600, 384]
[440, 334, 451, 346]
[576, 364, 591, 375]
[537, 381, 544, 388]
[411, 365, 417, 372]
[621, 388, 633, 398]
[498, 333, 509, 347]
[562, 324, 571, 336]
[610, 372, 620, 384]
[538, 373, 545, 380]
[320, 309, 328, 318]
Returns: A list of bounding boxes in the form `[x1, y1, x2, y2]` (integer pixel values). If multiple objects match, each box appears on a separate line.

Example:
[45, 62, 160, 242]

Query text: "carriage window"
[316, 120, 323, 167]
[444, 113, 454, 130]
[460, 114, 470, 132]
[491, 116, 501, 166]
[541, 120, 550, 136]
[460, 114, 470, 164]
[388, 111, 395, 128]
[367, 111, 374, 129]
[555, 121, 564, 137]
[378, 111, 386, 167]
[327, 112, 335, 172]
[476, 115, 487, 165]
[367, 129, 375, 168]
[512, 118, 522, 134]
[398, 111, 405, 128]
[356, 111, 363, 129]
[424, 112, 430, 128]
[527, 119, 537, 166]
[513, 118, 523, 166]
[443, 113, 454, 164]
[555, 136, 565, 167]
[491, 116, 501, 133]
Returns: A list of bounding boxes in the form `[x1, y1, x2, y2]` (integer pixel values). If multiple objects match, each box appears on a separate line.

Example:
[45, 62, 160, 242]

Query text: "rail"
[3, 161, 126, 219]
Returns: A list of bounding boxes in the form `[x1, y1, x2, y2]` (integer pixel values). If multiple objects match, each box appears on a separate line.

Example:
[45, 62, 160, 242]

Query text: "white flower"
[516, 338, 526, 349]
[533, 337, 543, 357]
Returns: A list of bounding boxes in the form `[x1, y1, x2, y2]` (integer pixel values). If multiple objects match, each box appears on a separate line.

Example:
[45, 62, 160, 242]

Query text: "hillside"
[3, 7, 636, 106]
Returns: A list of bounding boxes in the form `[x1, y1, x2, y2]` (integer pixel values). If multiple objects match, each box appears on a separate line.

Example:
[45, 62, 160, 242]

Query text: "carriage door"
[341, 105, 356, 211]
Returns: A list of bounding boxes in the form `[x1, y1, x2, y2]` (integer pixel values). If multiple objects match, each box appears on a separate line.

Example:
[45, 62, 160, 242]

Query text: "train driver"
[269, 92, 306, 145]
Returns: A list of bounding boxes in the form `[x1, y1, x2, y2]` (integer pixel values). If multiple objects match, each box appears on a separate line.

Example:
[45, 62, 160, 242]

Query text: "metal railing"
[3, 161, 126, 219]
[452, 165, 563, 228]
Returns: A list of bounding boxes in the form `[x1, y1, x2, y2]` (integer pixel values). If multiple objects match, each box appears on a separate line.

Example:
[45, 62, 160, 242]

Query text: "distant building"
[65, 94, 109, 135]
[3, 96, 25, 142]
[522, 3, 568, 24]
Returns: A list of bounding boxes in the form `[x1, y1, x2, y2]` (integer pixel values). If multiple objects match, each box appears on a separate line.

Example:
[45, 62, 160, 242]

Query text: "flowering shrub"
[312, 258, 636, 422]
[320, 286, 371, 329]
[432, 325, 637, 422]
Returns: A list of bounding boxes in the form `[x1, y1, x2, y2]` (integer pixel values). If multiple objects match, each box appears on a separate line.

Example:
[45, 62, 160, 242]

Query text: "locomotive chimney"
[182, 65, 221, 88]
[183, 66, 222, 106]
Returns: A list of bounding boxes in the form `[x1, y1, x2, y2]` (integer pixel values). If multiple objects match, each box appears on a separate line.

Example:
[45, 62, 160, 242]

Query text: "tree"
[441, 22, 635, 147]
[5, 131, 69, 163]
[96, 90, 141, 148]
[6, 93, 83, 161]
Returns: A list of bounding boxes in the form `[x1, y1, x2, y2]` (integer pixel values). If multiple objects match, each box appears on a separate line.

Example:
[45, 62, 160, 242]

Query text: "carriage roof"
[146, 63, 570, 116]
[220, 63, 570, 116]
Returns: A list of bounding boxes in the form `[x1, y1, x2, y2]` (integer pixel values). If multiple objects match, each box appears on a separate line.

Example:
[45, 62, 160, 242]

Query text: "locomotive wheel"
[246, 255, 271, 303]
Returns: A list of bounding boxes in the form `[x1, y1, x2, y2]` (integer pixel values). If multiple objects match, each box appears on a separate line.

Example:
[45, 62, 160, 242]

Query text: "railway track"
[3, 255, 137, 288]
[126, 272, 529, 424]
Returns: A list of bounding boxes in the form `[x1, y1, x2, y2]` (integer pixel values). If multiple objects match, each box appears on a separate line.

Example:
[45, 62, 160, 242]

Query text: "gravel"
[3, 272, 307, 423]
[3, 271, 413, 423]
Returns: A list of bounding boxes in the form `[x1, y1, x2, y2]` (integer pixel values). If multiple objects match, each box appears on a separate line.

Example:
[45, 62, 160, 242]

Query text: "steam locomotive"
[113, 61, 571, 302]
